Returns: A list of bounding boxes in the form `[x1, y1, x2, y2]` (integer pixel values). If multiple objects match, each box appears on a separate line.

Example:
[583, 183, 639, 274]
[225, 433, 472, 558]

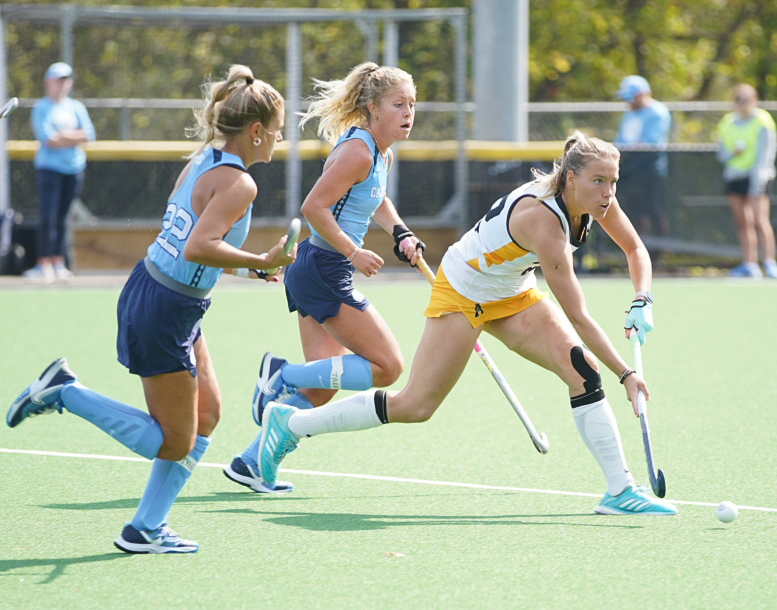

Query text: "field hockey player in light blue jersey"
[224, 62, 425, 492]
[259, 131, 678, 516]
[6, 65, 295, 554]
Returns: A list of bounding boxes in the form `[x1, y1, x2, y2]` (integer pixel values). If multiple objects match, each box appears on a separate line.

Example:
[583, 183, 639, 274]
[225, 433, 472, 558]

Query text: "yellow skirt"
[424, 266, 547, 329]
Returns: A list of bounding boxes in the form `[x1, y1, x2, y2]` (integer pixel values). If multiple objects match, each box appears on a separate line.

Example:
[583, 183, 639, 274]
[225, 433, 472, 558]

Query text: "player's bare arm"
[184, 168, 292, 271]
[301, 140, 384, 276]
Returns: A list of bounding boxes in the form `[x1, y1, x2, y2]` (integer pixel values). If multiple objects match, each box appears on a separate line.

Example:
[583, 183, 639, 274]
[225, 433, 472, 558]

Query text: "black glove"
[392, 224, 426, 266]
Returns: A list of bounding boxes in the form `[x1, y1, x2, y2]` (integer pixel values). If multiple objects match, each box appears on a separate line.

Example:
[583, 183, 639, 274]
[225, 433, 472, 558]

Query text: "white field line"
[2, 446, 776, 513]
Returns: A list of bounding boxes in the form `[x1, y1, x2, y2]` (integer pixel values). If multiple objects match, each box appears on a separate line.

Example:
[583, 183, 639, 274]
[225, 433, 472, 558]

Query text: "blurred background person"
[716, 83, 777, 278]
[26, 61, 95, 281]
[614, 75, 671, 252]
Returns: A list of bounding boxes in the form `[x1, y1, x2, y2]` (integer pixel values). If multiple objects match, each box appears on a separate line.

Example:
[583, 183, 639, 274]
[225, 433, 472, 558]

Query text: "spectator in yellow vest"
[716, 84, 777, 278]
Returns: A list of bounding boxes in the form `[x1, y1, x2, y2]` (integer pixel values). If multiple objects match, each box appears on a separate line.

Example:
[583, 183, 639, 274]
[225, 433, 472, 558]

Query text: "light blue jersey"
[31, 96, 95, 174]
[614, 100, 671, 176]
[309, 127, 388, 247]
[147, 148, 252, 290]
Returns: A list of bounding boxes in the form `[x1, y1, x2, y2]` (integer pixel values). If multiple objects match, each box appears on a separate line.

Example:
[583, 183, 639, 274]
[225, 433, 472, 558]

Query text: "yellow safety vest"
[717, 108, 777, 171]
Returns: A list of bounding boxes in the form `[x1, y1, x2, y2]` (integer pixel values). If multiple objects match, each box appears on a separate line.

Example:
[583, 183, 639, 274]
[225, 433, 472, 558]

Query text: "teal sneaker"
[594, 485, 677, 515]
[258, 402, 300, 485]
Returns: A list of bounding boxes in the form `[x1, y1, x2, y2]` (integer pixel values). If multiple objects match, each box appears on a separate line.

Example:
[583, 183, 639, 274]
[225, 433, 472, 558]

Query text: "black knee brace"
[570, 346, 605, 408]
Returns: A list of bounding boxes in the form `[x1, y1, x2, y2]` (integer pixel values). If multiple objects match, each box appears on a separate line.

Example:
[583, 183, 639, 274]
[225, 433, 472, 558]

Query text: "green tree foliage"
[529, 0, 777, 103]
[4, 0, 775, 140]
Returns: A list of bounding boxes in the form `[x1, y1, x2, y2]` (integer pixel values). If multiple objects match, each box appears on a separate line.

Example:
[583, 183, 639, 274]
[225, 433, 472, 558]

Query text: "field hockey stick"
[416, 256, 550, 454]
[628, 329, 667, 497]
[236, 218, 301, 279]
[0, 97, 19, 119]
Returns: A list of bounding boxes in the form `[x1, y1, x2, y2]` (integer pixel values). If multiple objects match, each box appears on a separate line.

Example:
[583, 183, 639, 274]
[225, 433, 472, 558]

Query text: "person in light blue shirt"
[27, 62, 95, 280]
[614, 75, 672, 244]
[7, 65, 295, 554]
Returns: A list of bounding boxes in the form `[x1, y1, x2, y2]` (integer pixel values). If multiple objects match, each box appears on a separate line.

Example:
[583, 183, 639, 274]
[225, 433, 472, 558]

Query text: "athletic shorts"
[284, 238, 370, 324]
[116, 260, 210, 378]
[724, 178, 773, 197]
[424, 266, 547, 328]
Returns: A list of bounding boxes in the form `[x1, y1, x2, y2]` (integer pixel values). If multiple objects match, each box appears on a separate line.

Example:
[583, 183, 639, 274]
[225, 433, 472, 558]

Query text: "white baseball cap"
[45, 62, 74, 80]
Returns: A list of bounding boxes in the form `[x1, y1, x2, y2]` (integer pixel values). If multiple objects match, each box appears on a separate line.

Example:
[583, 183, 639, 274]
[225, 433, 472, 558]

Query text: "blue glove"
[624, 299, 653, 345]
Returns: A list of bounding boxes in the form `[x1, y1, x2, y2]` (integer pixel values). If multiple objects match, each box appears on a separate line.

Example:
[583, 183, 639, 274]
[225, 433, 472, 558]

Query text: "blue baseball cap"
[616, 75, 650, 103]
[45, 62, 74, 80]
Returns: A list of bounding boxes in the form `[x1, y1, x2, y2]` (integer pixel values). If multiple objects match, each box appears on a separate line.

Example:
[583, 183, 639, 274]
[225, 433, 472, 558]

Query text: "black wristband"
[392, 224, 413, 244]
[392, 224, 424, 266]
[619, 369, 635, 384]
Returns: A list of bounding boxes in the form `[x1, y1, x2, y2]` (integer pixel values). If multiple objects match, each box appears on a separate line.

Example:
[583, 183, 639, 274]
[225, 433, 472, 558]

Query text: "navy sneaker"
[114, 523, 198, 554]
[223, 455, 294, 494]
[251, 352, 292, 426]
[6, 358, 76, 428]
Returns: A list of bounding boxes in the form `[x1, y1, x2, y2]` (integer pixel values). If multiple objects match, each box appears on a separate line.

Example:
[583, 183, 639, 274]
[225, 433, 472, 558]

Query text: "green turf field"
[1, 275, 776, 609]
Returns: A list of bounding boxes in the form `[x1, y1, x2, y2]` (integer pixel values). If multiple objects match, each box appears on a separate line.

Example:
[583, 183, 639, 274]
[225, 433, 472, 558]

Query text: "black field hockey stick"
[629, 329, 667, 497]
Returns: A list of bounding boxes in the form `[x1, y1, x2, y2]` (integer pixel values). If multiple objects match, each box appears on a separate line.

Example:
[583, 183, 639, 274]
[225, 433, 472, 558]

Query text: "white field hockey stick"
[628, 328, 667, 497]
[235, 218, 301, 280]
[0, 97, 19, 119]
[265, 217, 301, 274]
[416, 256, 550, 454]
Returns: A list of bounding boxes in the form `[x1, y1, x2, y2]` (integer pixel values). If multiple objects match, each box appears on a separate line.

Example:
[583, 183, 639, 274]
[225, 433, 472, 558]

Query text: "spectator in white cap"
[613, 75, 671, 255]
[26, 61, 95, 281]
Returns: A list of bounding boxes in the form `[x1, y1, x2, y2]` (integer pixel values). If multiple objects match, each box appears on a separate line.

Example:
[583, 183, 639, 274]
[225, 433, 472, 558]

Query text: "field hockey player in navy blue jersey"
[7, 65, 295, 554]
[224, 62, 426, 492]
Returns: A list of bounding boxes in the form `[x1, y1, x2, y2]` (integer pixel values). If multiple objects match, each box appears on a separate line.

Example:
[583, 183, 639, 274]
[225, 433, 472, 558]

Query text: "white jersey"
[441, 181, 592, 303]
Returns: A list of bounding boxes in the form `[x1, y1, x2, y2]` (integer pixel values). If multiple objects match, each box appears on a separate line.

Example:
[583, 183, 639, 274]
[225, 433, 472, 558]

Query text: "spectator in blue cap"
[614, 75, 671, 254]
[26, 61, 95, 281]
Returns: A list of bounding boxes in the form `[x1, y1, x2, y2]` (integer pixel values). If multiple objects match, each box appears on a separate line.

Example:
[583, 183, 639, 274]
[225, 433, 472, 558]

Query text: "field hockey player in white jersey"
[225, 62, 425, 493]
[6, 65, 296, 553]
[259, 130, 677, 516]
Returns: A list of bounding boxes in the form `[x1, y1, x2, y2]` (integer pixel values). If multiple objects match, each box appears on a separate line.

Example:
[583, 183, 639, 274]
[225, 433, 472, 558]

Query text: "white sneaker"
[53, 263, 73, 279]
[22, 264, 55, 282]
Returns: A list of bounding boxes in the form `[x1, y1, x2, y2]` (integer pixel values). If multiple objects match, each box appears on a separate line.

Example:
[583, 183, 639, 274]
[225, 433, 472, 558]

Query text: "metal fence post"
[0, 9, 9, 214]
[454, 13, 468, 234]
[383, 19, 400, 206]
[285, 21, 302, 221]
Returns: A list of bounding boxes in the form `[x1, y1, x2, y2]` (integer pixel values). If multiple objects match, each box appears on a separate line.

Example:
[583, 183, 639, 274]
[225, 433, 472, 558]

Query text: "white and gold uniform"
[425, 181, 592, 327]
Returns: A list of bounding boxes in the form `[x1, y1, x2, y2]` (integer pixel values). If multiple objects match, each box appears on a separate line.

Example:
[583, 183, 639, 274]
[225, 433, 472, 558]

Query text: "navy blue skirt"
[116, 260, 211, 377]
[284, 238, 370, 324]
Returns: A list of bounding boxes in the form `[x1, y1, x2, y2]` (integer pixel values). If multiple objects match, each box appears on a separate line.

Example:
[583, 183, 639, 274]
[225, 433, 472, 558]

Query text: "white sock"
[288, 390, 383, 438]
[572, 398, 635, 496]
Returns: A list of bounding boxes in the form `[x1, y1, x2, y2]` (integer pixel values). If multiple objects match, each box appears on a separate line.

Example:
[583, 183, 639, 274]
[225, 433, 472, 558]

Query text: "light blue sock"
[60, 382, 162, 460]
[281, 355, 373, 391]
[131, 434, 211, 532]
[241, 390, 314, 467]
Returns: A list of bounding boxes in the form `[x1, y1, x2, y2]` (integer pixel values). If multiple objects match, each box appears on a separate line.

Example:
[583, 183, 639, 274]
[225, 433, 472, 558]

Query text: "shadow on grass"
[40, 491, 295, 511]
[214, 507, 644, 532]
[0, 553, 132, 584]
[40, 491, 644, 534]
